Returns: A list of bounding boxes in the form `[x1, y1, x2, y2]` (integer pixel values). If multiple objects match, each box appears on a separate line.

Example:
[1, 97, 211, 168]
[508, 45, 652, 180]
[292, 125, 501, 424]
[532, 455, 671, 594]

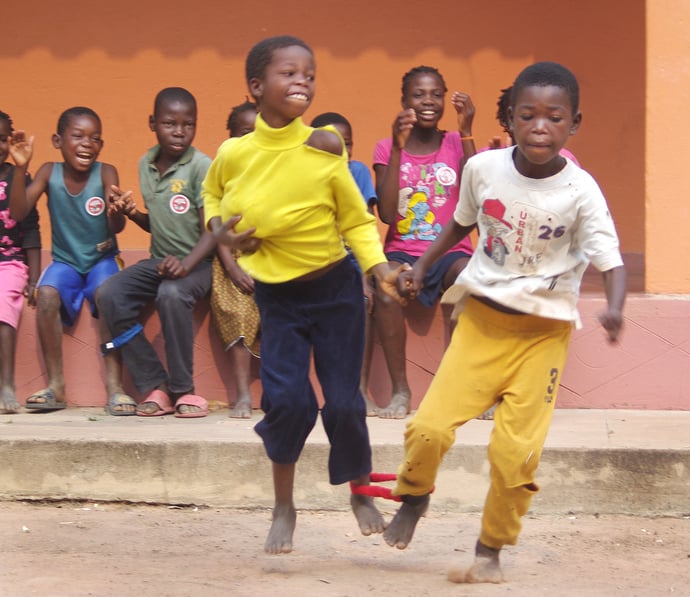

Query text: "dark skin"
[9, 119, 127, 409]
[385, 84, 626, 582]
[372, 72, 477, 419]
[109, 97, 217, 415]
[0, 126, 42, 413]
[209, 44, 409, 555]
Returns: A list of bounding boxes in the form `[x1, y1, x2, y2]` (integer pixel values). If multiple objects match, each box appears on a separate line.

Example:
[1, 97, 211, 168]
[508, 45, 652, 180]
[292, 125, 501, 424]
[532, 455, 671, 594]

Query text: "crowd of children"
[1, 34, 626, 584]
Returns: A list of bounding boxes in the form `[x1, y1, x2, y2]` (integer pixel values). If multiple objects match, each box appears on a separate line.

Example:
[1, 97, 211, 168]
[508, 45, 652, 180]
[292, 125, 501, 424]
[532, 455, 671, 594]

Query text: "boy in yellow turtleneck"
[203, 35, 407, 555]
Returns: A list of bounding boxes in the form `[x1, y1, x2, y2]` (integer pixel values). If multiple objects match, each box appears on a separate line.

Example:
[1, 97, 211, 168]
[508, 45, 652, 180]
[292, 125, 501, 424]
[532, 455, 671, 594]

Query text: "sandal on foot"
[106, 392, 137, 416]
[25, 388, 66, 411]
[136, 389, 174, 417]
[174, 394, 208, 418]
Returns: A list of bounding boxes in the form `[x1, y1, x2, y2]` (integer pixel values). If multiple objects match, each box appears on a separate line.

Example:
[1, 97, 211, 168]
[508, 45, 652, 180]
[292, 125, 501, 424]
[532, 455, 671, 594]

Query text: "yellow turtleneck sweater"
[203, 115, 386, 283]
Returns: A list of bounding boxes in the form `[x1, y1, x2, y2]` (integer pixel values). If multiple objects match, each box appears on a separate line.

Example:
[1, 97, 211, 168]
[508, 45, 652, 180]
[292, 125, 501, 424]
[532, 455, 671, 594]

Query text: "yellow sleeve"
[331, 161, 387, 273]
[202, 139, 233, 227]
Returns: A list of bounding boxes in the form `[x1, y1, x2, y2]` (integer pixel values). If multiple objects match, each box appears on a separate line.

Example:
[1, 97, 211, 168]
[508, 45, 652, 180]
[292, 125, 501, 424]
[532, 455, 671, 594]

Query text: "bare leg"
[447, 540, 504, 584]
[265, 462, 297, 554]
[97, 305, 135, 415]
[350, 474, 386, 535]
[383, 493, 430, 549]
[31, 287, 66, 404]
[0, 324, 20, 414]
[229, 343, 252, 419]
[373, 274, 411, 419]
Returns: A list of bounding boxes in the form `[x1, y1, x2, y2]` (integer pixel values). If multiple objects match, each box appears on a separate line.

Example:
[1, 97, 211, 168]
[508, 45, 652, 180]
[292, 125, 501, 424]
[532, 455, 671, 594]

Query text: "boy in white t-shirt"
[383, 61, 627, 586]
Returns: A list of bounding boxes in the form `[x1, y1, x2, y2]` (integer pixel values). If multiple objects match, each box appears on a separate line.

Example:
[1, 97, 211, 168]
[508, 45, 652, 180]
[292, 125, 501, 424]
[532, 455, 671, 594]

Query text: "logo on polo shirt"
[170, 194, 191, 214]
[85, 196, 106, 216]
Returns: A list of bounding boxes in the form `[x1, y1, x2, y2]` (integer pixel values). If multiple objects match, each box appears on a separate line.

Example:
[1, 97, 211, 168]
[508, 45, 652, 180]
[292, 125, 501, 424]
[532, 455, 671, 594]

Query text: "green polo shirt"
[139, 145, 212, 259]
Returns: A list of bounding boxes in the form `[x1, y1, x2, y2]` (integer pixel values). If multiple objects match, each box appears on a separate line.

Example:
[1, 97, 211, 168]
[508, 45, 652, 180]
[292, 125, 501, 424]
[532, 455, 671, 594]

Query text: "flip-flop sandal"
[106, 392, 138, 416]
[25, 388, 67, 411]
[174, 394, 209, 419]
[136, 389, 174, 417]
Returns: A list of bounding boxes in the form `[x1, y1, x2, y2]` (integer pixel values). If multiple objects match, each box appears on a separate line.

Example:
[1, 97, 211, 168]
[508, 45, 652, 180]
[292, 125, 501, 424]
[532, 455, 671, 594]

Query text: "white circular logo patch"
[169, 194, 191, 214]
[436, 166, 457, 187]
[85, 196, 105, 216]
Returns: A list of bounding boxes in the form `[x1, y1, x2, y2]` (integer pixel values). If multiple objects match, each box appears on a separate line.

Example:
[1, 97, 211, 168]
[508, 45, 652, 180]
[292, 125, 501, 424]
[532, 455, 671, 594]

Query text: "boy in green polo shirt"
[98, 87, 215, 417]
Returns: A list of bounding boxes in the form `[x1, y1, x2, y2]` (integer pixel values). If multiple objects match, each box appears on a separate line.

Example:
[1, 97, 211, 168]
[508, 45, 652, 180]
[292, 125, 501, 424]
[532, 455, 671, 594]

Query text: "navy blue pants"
[97, 258, 211, 395]
[253, 258, 372, 485]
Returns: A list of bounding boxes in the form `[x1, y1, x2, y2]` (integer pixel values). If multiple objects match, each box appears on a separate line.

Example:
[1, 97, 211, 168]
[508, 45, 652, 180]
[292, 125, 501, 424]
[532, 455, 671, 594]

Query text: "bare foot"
[264, 503, 296, 554]
[447, 541, 504, 584]
[383, 493, 429, 549]
[0, 389, 20, 414]
[230, 395, 252, 419]
[376, 390, 411, 419]
[350, 493, 386, 536]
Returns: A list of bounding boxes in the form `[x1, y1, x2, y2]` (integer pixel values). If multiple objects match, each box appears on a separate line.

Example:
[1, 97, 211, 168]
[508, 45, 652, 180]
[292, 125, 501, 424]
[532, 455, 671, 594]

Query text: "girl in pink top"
[371, 65, 476, 419]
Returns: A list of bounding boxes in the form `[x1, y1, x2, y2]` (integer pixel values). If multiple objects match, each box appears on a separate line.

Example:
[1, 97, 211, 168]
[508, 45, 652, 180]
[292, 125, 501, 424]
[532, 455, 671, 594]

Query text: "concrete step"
[1, 408, 688, 516]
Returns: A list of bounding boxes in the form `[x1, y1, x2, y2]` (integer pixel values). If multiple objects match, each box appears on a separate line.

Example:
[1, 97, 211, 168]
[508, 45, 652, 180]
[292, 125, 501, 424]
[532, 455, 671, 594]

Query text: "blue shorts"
[385, 250, 471, 307]
[37, 255, 123, 326]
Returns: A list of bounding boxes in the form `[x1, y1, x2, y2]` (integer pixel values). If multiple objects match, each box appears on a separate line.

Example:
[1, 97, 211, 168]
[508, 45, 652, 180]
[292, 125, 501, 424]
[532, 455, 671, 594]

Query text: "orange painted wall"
[4, 0, 645, 263]
[646, 1, 690, 292]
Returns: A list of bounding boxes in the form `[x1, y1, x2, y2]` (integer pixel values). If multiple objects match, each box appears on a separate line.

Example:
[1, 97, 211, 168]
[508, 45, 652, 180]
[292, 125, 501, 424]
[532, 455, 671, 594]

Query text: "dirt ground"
[1, 500, 688, 597]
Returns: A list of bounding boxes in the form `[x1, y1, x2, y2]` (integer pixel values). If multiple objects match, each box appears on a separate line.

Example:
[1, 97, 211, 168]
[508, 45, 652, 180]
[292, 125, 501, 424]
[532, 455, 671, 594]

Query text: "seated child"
[212, 99, 260, 418]
[372, 65, 477, 418]
[9, 107, 127, 413]
[0, 110, 41, 414]
[98, 87, 215, 418]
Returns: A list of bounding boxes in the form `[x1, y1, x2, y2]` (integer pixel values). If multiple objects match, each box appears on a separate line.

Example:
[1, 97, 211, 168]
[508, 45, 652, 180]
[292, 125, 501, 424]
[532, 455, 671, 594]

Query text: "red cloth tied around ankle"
[351, 473, 432, 502]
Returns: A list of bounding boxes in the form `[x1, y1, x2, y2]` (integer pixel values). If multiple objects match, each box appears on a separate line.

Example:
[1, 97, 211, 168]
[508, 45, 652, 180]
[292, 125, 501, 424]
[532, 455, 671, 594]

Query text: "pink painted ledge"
[14, 251, 688, 411]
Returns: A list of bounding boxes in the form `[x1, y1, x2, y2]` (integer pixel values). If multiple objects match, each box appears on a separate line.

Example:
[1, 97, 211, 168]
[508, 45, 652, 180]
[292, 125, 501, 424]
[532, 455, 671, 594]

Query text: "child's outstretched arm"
[451, 91, 476, 168]
[599, 265, 627, 343]
[398, 218, 475, 299]
[375, 109, 417, 224]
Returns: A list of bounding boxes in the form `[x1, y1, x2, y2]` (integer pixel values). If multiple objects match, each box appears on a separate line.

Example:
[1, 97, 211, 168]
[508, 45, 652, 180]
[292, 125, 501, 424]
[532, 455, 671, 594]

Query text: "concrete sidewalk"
[1, 408, 688, 516]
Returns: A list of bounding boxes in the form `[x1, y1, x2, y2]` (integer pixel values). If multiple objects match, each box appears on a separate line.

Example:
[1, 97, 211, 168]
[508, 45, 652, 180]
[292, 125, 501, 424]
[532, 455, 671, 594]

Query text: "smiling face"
[149, 98, 197, 161]
[509, 84, 581, 178]
[249, 45, 315, 128]
[53, 114, 103, 173]
[402, 72, 445, 129]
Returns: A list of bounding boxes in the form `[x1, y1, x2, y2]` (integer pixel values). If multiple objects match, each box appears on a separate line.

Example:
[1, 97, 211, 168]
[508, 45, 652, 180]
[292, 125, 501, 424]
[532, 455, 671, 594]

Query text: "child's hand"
[108, 185, 137, 217]
[451, 91, 475, 135]
[157, 255, 188, 279]
[214, 215, 261, 254]
[396, 266, 422, 301]
[598, 308, 624, 343]
[392, 109, 416, 150]
[373, 262, 411, 306]
[225, 260, 255, 294]
[23, 282, 38, 307]
[9, 131, 34, 168]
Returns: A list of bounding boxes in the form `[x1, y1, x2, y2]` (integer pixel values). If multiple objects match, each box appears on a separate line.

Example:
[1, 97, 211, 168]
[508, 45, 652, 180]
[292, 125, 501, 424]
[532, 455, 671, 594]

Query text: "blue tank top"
[47, 162, 118, 274]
